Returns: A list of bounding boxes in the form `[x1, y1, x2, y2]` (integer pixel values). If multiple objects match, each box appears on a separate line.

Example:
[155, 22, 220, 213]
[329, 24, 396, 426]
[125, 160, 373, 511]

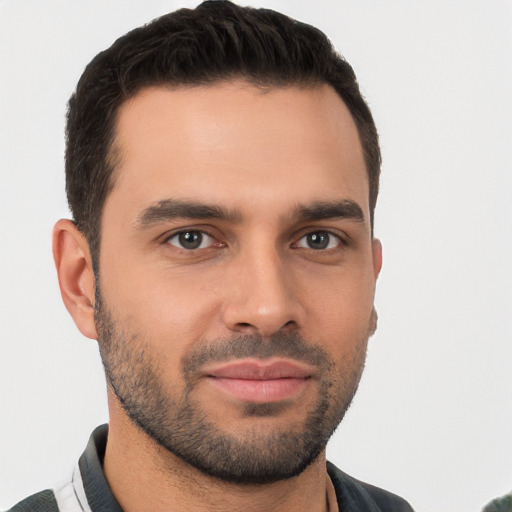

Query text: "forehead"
[107, 82, 368, 220]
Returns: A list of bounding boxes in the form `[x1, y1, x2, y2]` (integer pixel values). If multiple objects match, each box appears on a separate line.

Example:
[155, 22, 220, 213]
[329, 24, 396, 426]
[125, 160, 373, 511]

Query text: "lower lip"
[207, 377, 309, 403]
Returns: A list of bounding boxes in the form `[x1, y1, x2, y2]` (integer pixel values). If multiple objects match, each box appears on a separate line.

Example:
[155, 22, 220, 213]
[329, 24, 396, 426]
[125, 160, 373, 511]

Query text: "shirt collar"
[78, 424, 124, 512]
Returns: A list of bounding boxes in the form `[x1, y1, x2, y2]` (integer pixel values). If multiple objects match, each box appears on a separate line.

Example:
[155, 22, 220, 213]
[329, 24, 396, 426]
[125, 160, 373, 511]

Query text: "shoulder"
[5, 489, 59, 512]
[327, 461, 415, 512]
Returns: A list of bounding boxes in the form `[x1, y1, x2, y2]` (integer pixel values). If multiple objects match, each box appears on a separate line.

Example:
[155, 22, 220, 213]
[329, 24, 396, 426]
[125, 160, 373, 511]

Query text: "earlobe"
[52, 219, 98, 340]
[369, 307, 378, 337]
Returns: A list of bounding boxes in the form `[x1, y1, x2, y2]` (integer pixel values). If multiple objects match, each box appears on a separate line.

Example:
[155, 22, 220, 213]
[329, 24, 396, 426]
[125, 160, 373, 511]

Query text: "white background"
[0, 1, 511, 511]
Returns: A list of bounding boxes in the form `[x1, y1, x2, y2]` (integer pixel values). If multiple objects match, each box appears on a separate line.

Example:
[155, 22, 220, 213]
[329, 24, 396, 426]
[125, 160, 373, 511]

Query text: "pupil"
[307, 232, 329, 250]
[179, 231, 202, 249]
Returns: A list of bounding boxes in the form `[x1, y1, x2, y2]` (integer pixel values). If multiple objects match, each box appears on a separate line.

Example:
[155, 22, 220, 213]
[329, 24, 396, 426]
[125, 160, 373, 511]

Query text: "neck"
[104, 399, 331, 512]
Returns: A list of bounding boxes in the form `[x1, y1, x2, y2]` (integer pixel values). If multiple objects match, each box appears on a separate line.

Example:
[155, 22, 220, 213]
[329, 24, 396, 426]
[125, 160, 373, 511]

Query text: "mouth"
[204, 359, 313, 403]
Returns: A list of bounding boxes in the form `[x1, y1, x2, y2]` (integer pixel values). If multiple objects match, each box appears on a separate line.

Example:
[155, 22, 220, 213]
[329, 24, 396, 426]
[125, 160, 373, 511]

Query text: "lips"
[204, 359, 312, 403]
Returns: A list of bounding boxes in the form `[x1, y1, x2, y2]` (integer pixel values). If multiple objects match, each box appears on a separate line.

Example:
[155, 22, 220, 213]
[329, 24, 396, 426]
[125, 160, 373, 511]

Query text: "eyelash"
[163, 228, 347, 252]
[164, 229, 223, 251]
[292, 230, 345, 251]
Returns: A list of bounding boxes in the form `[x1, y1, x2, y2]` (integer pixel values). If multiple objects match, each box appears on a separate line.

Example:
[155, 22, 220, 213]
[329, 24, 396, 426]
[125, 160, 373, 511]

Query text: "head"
[55, 1, 382, 485]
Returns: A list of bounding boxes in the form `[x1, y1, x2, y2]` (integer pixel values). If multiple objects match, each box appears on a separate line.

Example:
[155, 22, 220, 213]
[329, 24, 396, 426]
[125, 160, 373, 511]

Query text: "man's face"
[95, 82, 381, 483]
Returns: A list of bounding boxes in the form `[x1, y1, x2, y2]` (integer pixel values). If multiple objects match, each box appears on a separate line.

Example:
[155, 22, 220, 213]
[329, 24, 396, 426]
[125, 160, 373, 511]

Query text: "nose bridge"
[222, 240, 301, 336]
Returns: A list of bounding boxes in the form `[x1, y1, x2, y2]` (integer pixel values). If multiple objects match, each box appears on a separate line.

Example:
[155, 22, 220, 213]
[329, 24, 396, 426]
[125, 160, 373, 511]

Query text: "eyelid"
[291, 227, 348, 248]
[158, 225, 349, 252]
[160, 224, 215, 241]
[161, 226, 225, 250]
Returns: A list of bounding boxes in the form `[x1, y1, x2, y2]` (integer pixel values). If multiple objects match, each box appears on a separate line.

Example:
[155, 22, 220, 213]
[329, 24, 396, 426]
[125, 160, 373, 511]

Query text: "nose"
[221, 246, 304, 337]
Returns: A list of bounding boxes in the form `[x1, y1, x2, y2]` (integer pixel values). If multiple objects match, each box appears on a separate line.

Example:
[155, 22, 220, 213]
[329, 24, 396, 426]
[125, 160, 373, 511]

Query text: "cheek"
[301, 264, 376, 318]
[299, 267, 375, 351]
[101, 260, 223, 350]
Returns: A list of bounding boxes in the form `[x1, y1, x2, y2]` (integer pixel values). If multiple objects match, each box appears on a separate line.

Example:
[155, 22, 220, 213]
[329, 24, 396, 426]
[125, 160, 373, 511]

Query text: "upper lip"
[205, 359, 313, 380]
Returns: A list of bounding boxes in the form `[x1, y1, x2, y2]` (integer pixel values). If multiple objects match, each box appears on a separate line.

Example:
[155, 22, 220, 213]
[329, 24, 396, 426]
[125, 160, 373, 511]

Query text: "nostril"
[234, 322, 257, 332]
[233, 320, 298, 335]
[282, 320, 298, 331]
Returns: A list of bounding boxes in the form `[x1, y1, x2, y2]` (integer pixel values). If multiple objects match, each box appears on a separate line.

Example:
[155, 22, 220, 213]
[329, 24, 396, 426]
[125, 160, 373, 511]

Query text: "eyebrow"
[136, 199, 243, 228]
[136, 198, 365, 229]
[293, 200, 365, 223]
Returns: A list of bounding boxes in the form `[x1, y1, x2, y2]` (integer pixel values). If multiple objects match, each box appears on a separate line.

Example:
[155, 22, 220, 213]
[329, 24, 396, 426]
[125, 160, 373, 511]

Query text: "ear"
[371, 238, 383, 279]
[52, 219, 98, 340]
[369, 239, 382, 337]
[369, 307, 379, 337]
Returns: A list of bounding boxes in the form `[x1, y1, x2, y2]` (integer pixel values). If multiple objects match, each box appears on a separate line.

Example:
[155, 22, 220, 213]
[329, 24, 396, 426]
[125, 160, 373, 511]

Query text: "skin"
[53, 81, 382, 512]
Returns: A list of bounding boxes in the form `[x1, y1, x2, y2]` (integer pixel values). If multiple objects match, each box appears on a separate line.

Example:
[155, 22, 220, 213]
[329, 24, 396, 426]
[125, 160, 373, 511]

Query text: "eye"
[295, 230, 342, 250]
[166, 230, 216, 250]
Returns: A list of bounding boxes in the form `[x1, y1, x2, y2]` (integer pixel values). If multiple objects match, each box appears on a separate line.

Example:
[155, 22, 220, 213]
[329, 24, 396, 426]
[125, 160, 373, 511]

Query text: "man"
[7, 1, 414, 511]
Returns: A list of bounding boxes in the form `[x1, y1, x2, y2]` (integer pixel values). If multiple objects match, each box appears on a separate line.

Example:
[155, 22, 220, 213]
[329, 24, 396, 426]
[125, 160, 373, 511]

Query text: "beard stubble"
[94, 291, 368, 485]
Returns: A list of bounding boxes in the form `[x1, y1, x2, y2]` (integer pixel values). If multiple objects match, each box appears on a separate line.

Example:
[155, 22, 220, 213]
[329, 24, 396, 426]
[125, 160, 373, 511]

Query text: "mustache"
[182, 331, 333, 378]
